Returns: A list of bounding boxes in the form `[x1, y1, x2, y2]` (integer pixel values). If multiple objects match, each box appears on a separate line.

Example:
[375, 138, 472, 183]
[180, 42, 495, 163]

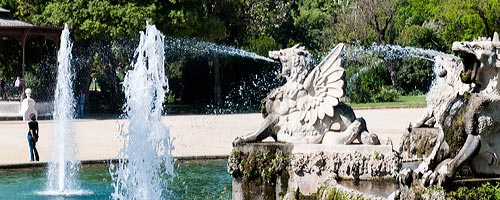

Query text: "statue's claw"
[425, 162, 451, 186]
[426, 171, 448, 186]
[232, 137, 244, 147]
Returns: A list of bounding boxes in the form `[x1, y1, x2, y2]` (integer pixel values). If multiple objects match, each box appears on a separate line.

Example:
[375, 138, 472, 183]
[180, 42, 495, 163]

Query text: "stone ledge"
[229, 142, 401, 199]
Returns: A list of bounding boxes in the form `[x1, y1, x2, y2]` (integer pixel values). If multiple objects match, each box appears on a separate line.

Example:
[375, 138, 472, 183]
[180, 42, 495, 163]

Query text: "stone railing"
[0, 101, 53, 120]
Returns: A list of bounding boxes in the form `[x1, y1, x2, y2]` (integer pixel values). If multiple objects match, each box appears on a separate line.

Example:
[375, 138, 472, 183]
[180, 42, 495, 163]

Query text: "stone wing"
[300, 43, 345, 125]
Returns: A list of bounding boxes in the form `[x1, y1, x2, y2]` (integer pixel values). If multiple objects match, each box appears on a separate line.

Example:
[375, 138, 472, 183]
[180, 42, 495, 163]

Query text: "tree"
[155, 0, 230, 43]
[241, 0, 297, 48]
[293, 0, 345, 52]
[30, 0, 158, 113]
[333, 0, 399, 45]
[33, 0, 156, 41]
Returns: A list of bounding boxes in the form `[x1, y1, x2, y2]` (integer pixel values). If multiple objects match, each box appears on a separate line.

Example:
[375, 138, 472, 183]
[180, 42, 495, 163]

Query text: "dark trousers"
[27, 135, 39, 161]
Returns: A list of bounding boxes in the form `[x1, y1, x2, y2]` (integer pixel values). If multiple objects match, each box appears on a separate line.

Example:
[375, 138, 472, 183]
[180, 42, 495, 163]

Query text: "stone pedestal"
[228, 142, 400, 199]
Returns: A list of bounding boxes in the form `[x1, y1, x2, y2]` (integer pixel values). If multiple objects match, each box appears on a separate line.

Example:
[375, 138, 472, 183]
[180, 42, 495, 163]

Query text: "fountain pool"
[0, 160, 231, 199]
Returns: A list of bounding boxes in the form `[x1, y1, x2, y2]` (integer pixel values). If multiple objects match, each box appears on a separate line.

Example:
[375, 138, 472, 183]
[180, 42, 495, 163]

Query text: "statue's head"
[268, 44, 314, 82]
[452, 32, 500, 84]
[25, 88, 32, 98]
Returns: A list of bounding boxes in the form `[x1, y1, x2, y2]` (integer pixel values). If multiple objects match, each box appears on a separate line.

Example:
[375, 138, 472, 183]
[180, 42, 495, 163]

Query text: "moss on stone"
[228, 146, 290, 199]
[442, 94, 470, 158]
[324, 187, 366, 200]
[460, 71, 472, 83]
[374, 151, 381, 160]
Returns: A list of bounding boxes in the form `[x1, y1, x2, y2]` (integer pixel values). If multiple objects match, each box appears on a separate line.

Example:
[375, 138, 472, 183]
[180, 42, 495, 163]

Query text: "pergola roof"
[0, 7, 62, 44]
[0, 20, 62, 42]
[0, 7, 63, 78]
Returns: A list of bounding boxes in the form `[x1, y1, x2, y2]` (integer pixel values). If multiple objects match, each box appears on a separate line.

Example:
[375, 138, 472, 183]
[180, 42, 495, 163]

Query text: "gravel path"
[0, 108, 424, 165]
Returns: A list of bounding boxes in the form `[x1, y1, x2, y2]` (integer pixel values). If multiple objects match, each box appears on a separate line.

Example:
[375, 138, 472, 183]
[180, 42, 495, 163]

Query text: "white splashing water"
[346, 43, 459, 61]
[39, 24, 91, 196]
[165, 37, 275, 62]
[110, 23, 174, 200]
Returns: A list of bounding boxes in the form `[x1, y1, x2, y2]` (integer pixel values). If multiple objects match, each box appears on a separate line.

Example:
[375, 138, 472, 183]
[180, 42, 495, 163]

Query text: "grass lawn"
[349, 95, 426, 109]
[161, 95, 427, 114]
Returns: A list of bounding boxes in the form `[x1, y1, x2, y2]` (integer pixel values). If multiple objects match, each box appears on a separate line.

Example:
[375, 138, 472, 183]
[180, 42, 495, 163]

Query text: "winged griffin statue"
[232, 43, 381, 146]
[400, 32, 500, 187]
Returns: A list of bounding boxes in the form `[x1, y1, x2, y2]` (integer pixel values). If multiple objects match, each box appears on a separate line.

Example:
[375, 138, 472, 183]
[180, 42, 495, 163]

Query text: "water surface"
[0, 160, 231, 199]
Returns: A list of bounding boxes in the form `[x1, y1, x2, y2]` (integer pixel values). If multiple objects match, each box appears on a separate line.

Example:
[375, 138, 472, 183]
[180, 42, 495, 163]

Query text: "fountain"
[229, 43, 400, 199]
[109, 23, 174, 199]
[5, 12, 499, 199]
[0, 21, 281, 199]
[38, 24, 91, 196]
[226, 34, 500, 198]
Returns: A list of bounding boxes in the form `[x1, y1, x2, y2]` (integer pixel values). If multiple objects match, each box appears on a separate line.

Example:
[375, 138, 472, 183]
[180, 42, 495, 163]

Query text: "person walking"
[27, 113, 39, 161]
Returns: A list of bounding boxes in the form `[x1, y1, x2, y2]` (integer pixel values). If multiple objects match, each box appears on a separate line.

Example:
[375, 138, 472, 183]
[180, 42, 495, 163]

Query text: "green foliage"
[0, 39, 21, 80]
[319, 186, 366, 200]
[241, 0, 298, 47]
[333, 0, 398, 45]
[345, 52, 396, 103]
[242, 35, 280, 57]
[449, 182, 500, 200]
[393, 57, 434, 95]
[33, 0, 156, 41]
[395, 25, 445, 51]
[24, 60, 57, 101]
[293, 0, 342, 51]
[371, 85, 400, 103]
[2, 0, 500, 112]
[161, 1, 228, 42]
[0, 37, 57, 101]
[349, 95, 426, 109]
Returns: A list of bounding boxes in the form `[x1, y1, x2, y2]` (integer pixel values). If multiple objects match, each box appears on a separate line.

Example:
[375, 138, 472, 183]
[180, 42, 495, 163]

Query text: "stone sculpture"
[232, 43, 380, 146]
[19, 88, 37, 121]
[453, 32, 500, 94]
[400, 33, 500, 187]
[413, 56, 469, 128]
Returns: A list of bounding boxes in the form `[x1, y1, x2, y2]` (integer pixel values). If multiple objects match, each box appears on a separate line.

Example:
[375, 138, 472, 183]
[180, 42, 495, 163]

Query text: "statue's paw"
[232, 137, 244, 147]
[425, 171, 449, 186]
[425, 163, 451, 186]
[360, 132, 380, 145]
[398, 168, 419, 186]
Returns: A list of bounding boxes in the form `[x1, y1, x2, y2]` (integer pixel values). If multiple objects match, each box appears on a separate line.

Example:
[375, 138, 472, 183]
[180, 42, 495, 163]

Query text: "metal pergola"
[0, 7, 62, 79]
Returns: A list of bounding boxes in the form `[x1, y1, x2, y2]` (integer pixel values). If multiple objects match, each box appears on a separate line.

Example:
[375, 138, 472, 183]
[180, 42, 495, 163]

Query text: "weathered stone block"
[399, 128, 440, 161]
[229, 142, 400, 199]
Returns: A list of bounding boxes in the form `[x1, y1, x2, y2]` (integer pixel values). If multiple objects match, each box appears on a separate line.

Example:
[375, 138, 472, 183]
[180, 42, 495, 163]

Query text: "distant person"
[0, 79, 5, 100]
[27, 113, 39, 161]
[77, 89, 85, 118]
[14, 77, 24, 99]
